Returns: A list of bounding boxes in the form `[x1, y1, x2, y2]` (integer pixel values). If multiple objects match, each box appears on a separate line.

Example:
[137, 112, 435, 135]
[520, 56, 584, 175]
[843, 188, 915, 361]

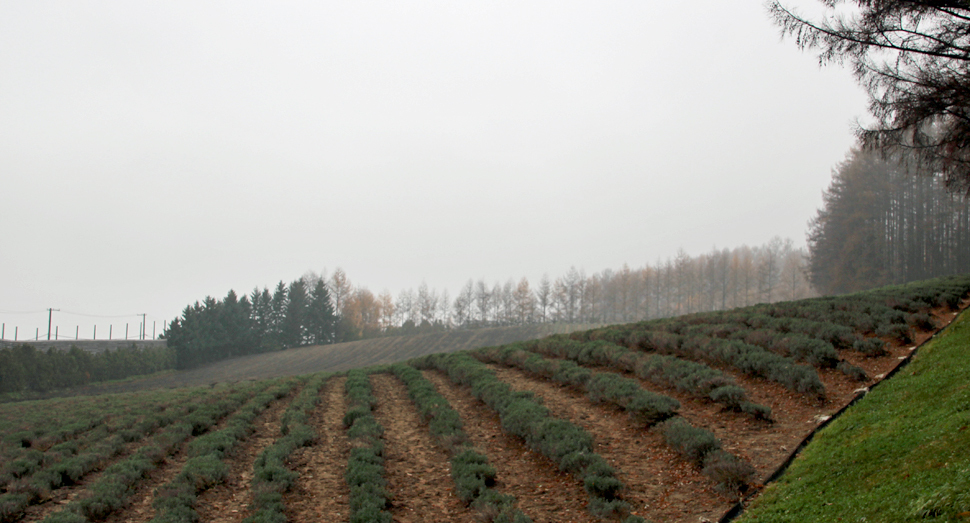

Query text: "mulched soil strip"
[284, 376, 351, 523]
[488, 364, 729, 523]
[422, 370, 596, 523]
[369, 373, 476, 523]
[193, 387, 297, 523]
[718, 300, 970, 523]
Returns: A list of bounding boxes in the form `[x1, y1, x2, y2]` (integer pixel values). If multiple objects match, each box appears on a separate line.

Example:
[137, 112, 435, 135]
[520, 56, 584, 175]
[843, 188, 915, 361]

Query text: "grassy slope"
[738, 311, 970, 522]
[68, 323, 597, 395]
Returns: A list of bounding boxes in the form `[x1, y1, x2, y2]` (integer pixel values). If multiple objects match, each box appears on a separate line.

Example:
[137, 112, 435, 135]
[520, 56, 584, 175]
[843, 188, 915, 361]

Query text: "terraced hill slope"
[735, 306, 970, 522]
[1, 276, 967, 523]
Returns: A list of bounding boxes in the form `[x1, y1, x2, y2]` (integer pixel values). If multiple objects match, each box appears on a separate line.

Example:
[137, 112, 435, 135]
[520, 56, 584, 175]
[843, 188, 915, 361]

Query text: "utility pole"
[140, 314, 147, 340]
[47, 308, 59, 340]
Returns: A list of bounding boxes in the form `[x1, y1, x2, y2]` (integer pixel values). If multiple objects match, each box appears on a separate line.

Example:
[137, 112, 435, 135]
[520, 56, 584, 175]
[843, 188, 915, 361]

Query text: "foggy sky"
[0, 1, 867, 338]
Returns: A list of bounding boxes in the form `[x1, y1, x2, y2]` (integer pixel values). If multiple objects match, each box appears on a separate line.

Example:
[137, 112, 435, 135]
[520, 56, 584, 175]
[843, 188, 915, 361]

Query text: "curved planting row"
[245, 373, 330, 523]
[37, 381, 269, 523]
[147, 378, 298, 523]
[389, 364, 530, 523]
[413, 351, 642, 522]
[474, 347, 756, 493]
[0, 387, 248, 523]
[1, 388, 204, 490]
[576, 276, 970, 403]
[647, 318, 872, 380]
[518, 338, 770, 419]
[342, 369, 390, 523]
[613, 331, 826, 397]
[474, 346, 679, 427]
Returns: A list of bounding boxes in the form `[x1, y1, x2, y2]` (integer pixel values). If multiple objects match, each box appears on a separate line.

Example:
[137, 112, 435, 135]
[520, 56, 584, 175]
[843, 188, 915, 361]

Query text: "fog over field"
[0, 1, 867, 337]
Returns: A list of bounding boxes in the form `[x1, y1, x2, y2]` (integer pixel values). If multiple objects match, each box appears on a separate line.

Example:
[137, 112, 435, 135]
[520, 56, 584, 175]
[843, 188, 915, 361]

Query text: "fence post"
[126, 323, 128, 340]
[94, 325, 97, 340]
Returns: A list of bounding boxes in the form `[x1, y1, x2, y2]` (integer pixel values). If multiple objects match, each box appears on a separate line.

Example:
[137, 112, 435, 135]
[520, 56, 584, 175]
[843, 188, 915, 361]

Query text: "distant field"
[72, 323, 598, 394]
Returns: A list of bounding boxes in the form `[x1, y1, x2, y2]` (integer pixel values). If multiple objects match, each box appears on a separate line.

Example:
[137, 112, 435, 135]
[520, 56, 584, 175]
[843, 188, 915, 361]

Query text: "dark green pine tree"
[306, 279, 337, 345]
[224, 290, 254, 355]
[249, 287, 273, 352]
[282, 278, 308, 348]
[201, 296, 229, 363]
[268, 281, 288, 350]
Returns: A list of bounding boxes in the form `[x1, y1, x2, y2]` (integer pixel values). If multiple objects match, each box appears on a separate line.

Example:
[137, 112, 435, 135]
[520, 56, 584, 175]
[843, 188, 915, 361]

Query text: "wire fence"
[0, 309, 167, 343]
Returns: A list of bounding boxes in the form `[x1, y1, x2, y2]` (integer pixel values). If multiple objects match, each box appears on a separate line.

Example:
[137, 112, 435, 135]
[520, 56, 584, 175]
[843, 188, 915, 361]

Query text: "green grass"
[738, 311, 970, 522]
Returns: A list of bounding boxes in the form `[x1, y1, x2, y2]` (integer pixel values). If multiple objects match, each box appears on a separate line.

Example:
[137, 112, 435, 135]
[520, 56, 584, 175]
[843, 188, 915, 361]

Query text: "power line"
[58, 310, 143, 319]
[0, 309, 144, 319]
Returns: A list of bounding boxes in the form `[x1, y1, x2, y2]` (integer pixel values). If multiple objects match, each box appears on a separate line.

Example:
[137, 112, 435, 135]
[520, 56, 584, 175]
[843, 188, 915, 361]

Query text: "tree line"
[807, 149, 970, 295]
[0, 343, 175, 394]
[164, 238, 813, 369]
[164, 278, 336, 369]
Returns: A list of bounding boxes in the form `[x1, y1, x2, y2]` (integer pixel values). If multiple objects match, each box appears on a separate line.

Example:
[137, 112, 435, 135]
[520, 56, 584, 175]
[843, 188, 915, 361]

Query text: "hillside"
[735, 305, 970, 522]
[71, 322, 598, 395]
[1, 276, 967, 523]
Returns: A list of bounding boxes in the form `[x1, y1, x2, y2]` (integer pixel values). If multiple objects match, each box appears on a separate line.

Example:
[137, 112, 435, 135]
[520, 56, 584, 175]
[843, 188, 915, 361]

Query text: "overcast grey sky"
[1, 1, 867, 339]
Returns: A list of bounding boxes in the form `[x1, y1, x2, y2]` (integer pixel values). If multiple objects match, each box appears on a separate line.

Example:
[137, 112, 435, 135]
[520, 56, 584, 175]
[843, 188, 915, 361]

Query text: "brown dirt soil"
[423, 370, 596, 523]
[488, 365, 728, 523]
[193, 390, 296, 523]
[284, 377, 352, 523]
[370, 373, 477, 523]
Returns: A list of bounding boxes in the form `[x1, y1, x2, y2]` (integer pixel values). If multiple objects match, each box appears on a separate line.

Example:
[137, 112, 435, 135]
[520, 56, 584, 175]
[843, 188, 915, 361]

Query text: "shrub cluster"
[659, 418, 755, 494]
[343, 370, 391, 523]
[413, 352, 642, 521]
[678, 337, 826, 398]
[245, 374, 330, 523]
[585, 373, 680, 426]
[38, 383, 267, 523]
[632, 353, 771, 419]
[390, 365, 530, 523]
[853, 337, 888, 357]
[724, 330, 839, 368]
